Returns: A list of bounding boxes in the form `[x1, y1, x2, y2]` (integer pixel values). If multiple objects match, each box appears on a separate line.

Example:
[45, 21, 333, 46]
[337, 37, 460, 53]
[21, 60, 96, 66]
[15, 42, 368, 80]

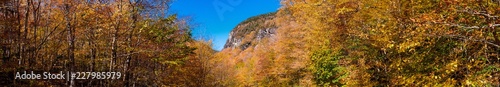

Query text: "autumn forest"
[1, 0, 500, 86]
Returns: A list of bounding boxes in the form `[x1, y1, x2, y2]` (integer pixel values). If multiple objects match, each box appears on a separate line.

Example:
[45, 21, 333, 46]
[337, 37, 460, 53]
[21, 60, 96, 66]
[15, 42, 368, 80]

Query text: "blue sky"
[170, 0, 281, 51]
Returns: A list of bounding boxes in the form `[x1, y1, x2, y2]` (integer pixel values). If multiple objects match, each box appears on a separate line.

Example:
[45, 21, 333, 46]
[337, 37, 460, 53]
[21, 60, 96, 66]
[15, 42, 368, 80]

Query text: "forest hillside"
[210, 0, 500, 86]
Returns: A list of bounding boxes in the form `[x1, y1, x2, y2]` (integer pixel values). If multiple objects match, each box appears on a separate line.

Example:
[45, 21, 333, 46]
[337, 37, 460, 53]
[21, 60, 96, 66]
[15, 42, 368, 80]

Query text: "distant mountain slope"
[223, 12, 277, 50]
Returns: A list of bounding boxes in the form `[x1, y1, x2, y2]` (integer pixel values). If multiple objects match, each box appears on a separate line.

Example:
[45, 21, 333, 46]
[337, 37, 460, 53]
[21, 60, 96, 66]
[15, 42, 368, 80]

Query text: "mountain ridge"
[223, 12, 277, 50]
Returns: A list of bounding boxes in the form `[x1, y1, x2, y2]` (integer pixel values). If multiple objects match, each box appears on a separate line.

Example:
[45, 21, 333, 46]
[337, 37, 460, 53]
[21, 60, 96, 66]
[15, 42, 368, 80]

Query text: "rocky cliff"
[223, 12, 277, 50]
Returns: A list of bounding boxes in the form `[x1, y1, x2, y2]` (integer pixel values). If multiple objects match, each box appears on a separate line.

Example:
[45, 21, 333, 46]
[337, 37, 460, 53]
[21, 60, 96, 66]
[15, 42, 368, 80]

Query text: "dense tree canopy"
[1, 0, 499, 86]
[0, 0, 214, 86]
[210, 0, 500, 86]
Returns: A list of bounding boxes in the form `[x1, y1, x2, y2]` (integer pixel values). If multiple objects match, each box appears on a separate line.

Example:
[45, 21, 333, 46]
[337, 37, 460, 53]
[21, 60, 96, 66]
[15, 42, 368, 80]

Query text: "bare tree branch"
[446, 23, 484, 29]
[426, 34, 500, 48]
[459, 10, 499, 19]
[493, 24, 500, 27]
[436, 22, 499, 29]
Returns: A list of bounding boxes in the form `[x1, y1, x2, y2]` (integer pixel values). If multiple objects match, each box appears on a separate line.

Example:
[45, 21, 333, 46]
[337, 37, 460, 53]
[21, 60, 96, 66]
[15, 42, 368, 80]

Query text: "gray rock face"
[223, 32, 242, 49]
[256, 28, 276, 41]
[223, 28, 276, 50]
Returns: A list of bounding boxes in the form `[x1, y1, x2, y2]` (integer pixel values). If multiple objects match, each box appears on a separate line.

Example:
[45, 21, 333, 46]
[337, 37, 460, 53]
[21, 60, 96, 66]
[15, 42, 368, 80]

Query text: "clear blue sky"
[170, 0, 281, 51]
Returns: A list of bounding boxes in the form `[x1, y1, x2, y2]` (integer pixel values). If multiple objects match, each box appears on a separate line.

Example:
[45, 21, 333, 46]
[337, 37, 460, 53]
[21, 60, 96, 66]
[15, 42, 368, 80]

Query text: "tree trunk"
[124, 2, 138, 86]
[31, 0, 40, 68]
[21, 0, 30, 66]
[63, 1, 75, 86]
